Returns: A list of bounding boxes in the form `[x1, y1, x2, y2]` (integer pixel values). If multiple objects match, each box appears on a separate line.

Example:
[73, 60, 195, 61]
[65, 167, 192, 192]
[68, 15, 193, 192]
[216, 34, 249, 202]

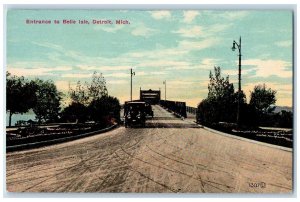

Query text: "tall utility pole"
[130, 68, 135, 101]
[163, 80, 166, 101]
[232, 36, 242, 126]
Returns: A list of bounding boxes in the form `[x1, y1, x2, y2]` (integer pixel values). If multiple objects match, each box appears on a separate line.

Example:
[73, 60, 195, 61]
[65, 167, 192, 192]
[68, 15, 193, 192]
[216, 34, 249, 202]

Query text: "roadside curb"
[200, 124, 292, 152]
[7, 123, 119, 152]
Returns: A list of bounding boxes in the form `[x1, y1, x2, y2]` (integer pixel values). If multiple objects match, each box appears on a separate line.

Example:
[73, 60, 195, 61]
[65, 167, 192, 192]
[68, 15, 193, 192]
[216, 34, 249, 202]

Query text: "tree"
[61, 102, 88, 123]
[197, 66, 247, 126]
[208, 66, 235, 100]
[198, 66, 246, 124]
[87, 71, 108, 101]
[69, 81, 89, 106]
[249, 84, 276, 113]
[65, 72, 119, 124]
[6, 72, 37, 127]
[69, 71, 108, 106]
[33, 79, 62, 123]
[89, 96, 121, 124]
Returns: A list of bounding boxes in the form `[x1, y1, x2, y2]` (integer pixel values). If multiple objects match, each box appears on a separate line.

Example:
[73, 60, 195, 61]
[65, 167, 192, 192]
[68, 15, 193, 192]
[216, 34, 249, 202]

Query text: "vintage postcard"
[5, 8, 293, 193]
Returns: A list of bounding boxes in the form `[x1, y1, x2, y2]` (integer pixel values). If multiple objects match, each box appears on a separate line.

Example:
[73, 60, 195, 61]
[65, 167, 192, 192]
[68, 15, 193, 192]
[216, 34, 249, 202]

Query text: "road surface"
[6, 105, 292, 193]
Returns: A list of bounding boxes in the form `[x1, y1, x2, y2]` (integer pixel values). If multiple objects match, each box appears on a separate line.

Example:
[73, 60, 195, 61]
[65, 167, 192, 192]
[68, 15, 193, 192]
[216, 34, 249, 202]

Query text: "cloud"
[243, 82, 292, 106]
[32, 41, 63, 51]
[61, 73, 92, 78]
[94, 25, 125, 33]
[178, 38, 220, 50]
[150, 71, 167, 75]
[140, 60, 190, 68]
[135, 71, 146, 76]
[207, 23, 232, 33]
[167, 80, 197, 86]
[55, 80, 70, 92]
[150, 11, 171, 20]
[133, 71, 167, 76]
[77, 65, 132, 71]
[167, 58, 219, 70]
[173, 26, 203, 38]
[244, 82, 292, 93]
[125, 38, 218, 60]
[216, 11, 249, 21]
[131, 26, 157, 37]
[54, 66, 73, 71]
[8, 65, 73, 77]
[173, 24, 231, 38]
[125, 48, 188, 59]
[8, 67, 54, 77]
[223, 69, 254, 77]
[275, 40, 292, 47]
[242, 59, 292, 78]
[107, 80, 128, 85]
[105, 72, 129, 78]
[201, 58, 220, 67]
[183, 11, 199, 23]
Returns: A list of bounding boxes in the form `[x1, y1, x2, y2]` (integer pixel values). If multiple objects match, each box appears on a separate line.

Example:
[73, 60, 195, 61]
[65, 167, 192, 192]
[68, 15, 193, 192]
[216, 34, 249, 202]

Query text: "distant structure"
[140, 88, 161, 104]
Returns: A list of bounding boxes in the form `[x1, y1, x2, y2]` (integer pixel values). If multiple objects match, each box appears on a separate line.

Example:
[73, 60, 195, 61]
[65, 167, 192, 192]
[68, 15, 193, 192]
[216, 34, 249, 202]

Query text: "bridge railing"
[160, 100, 187, 118]
[186, 106, 197, 115]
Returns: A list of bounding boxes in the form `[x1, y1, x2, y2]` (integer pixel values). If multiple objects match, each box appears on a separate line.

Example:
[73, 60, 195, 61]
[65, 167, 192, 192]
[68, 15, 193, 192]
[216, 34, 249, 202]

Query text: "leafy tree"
[69, 81, 89, 106]
[69, 71, 108, 106]
[6, 72, 37, 127]
[66, 72, 119, 124]
[33, 79, 62, 123]
[87, 71, 108, 101]
[249, 84, 276, 113]
[208, 66, 234, 100]
[89, 96, 120, 124]
[197, 66, 245, 125]
[61, 102, 88, 123]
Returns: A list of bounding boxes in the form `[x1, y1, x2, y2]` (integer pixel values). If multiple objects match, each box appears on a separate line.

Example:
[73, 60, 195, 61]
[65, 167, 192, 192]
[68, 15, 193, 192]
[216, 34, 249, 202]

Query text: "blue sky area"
[6, 10, 293, 107]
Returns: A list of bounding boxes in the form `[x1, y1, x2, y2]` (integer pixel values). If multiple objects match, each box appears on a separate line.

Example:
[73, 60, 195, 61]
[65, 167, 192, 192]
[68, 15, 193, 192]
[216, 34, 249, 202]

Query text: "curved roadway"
[6, 105, 292, 193]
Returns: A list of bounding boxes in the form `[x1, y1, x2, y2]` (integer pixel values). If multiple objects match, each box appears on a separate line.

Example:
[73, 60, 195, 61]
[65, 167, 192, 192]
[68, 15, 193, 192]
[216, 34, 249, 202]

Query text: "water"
[6, 112, 36, 127]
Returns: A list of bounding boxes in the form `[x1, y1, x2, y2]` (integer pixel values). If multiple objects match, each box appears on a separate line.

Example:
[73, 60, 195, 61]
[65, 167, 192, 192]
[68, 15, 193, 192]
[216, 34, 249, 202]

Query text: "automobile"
[124, 101, 146, 128]
[145, 103, 154, 118]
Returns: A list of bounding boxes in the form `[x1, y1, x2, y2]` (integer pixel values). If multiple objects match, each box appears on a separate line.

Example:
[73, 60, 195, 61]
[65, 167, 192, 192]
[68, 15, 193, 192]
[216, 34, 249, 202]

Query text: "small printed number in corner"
[248, 182, 266, 188]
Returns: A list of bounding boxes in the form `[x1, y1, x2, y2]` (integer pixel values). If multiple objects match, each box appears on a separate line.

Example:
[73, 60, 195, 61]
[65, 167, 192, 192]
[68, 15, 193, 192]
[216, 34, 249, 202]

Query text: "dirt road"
[6, 105, 293, 193]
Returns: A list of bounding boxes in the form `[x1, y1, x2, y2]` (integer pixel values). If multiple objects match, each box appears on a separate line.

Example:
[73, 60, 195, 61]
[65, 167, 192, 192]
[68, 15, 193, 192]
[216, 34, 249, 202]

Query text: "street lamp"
[163, 80, 166, 101]
[232, 36, 242, 126]
[130, 68, 135, 101]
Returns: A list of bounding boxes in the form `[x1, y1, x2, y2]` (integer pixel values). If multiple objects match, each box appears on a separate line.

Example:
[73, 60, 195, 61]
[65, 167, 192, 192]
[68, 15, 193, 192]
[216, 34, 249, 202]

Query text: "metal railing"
[186, 106, 197, 115]
[160, 100, 187, 118]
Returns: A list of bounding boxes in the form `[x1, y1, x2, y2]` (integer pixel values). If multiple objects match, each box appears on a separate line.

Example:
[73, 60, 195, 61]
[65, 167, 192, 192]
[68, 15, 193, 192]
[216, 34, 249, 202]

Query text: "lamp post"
[232, 36, 242, 126]
[130, 68, 135, 101]
[163, 80, 166, 101]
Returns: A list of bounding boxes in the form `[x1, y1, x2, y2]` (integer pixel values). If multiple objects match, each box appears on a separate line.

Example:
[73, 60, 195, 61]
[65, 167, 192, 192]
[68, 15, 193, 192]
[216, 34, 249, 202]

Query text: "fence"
[160, 100, 187, 118]
[186, 106, 197, 115]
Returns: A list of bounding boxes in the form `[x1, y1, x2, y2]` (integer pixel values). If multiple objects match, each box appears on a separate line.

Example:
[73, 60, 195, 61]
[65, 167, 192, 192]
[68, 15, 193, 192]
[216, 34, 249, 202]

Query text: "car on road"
[124, 101, 146, 128]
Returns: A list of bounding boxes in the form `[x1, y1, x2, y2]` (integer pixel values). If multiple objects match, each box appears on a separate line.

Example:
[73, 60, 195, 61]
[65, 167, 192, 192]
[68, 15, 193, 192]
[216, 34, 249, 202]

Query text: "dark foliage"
[196, 67, 292, 129]
[61, 102, 89, 123]
[65, 72, 120, 124]
[33, 79, 62, 123]
[250, 84, 276, 113]
[196, 66, 245, 126]
[89, 96, 121, 124]
[6, 72, 37, 126]
[259, 110, 293, 128]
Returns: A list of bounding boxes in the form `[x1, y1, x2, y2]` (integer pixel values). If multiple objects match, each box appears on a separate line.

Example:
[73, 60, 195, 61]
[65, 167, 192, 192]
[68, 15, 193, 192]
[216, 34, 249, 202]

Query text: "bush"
[61, 102, 89, 123]
[89, 96, 121, 124]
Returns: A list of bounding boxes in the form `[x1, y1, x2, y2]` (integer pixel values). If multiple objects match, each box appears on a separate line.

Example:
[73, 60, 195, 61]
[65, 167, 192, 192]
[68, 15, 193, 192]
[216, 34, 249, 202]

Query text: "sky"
[6, 10, 293, 107]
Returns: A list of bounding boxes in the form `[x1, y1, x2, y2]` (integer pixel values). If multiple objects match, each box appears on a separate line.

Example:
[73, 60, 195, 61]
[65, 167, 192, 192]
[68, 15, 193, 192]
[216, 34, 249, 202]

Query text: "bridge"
[6, 104, 292, 193]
